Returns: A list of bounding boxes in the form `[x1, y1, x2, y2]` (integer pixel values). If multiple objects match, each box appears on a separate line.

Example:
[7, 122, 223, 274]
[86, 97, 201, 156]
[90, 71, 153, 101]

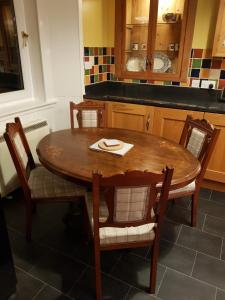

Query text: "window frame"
[0, 0, 33, 105]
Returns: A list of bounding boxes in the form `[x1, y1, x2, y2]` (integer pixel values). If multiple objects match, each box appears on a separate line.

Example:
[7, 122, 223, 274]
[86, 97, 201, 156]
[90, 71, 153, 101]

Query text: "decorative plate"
[153, 52, 171, 73]
[126, 57, 146, 72]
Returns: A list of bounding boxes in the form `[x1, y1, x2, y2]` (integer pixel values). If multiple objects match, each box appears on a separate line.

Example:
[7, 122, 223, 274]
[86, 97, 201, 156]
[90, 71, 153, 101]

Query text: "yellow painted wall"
[82, 0, 115, 47]
[192, 0, 220, 49]
[83, 0, 220, 49]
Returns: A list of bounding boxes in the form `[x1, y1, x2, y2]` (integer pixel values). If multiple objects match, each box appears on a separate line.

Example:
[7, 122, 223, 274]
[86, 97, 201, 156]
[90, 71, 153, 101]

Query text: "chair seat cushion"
[28, 166, 86, 199]
[85, 192, 155, 245]
[168, 181, 196, 199]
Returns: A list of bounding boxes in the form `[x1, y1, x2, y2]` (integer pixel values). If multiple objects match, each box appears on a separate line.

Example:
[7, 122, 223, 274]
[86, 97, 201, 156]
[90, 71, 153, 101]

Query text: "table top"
[37, 128, 201, 189]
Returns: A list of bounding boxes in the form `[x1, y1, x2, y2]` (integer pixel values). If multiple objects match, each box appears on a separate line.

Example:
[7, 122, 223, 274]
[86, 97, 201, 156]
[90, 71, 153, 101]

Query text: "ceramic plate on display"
[153, 52, 171, 73]
[126, 57, 146, 72]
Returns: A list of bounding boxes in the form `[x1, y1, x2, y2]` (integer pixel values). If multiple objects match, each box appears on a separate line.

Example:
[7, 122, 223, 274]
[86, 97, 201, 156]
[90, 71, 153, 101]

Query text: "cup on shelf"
[132, 43, 139, 50]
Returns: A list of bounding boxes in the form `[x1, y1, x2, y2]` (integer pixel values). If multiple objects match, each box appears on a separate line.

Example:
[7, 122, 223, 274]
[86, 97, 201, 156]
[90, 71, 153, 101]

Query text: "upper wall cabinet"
[115, 0, 197, 81]
[212, 0, 225, 57]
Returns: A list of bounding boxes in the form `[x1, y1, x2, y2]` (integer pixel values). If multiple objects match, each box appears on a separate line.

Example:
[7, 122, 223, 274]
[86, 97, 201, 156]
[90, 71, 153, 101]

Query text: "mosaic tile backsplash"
[84, 47, 225, 89]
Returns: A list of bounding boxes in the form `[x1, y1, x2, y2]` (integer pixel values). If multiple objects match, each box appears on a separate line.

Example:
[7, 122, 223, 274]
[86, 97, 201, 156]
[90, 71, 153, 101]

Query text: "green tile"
[94, 74, 98, 82]
[163, 81, 172, 85]
[98, 48, 103, 55]
[192, 59, 202, 68]
[89, 47, 94, 56]
[132, 79, 140, 83]
[107, 56, 111, 64]
[85, 69, 90, 75]
[102, 65, 107, 72]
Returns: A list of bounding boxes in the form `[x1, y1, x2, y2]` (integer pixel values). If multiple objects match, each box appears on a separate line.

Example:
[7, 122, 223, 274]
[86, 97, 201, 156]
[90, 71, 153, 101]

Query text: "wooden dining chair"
[84, 167, 174, 299]
[70, 100, 105, 129]
[169, 115, 220, 226]
[4, 117, 86, 241]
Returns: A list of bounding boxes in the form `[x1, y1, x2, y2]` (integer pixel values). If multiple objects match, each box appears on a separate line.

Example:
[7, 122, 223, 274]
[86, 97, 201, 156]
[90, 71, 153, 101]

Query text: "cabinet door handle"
[146, 114, 151, 131]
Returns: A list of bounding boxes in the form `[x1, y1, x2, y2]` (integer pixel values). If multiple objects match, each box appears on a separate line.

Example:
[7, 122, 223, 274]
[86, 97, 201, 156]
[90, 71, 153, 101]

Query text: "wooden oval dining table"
[36, 128, 201, 190]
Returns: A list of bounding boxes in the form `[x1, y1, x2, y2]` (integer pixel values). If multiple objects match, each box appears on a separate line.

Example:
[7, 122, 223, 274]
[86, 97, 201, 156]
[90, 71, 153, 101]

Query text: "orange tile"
[218, 79, 225, 89]
[94, 65, 99, 74]
[98, 56, 103, 64]
[85, 75, 90, 85]
[107, 48, 111, 55]
[110, 65, 115, 73]
[102, 73, 107, 81]
[200, 69, 210, 78]
[202, 49, 212, 58]
[221, 59, 225, 69]
[154, 81, 164, 85]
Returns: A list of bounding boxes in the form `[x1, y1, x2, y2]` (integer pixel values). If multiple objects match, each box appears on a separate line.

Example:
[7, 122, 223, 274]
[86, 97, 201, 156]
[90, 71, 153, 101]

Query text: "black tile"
[111, 56, 115, 64]
[158, 268, 216, 300]
[103, 47, 107, 55]
[220, 70, 225, 80]
[202, 59, 211, 68]
[177, 226, 222, 258]
[172, 81, 180, 86]
[99, 65, 103, 73]
[204, 215, 225, 238]
[69, 267, 129, 300]
[193, 253, 225, 290]
[84, 47, 89, 56]
[191, 69, 200, 78]
[160, 219, 182, 243]
[198, 198, 225, 220]
[140, 80, 147, 84]
[166, 204, 205, 230]
[34, 285, 71, 300]
[94, 56, 98, 65]
[10, 230, 49, 272]
[14, 268, 43, 300]
[90, 75, 94, 84]
[107, 73, 111, 80]
[217, 289, 225, 300]
[29, 249, 86, 293]
[157, 240, 196, 275]
[126, 287, 160, 299]
[111, 253, 166, 291]
[199, 188, 212, 200]
[211, 191, 225, 205]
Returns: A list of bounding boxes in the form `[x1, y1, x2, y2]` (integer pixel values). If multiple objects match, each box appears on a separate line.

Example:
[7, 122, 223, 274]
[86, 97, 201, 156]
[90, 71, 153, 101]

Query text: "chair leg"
[191, 192, 198, 227]
[94, 243, 102, 300]
[149, 239, 159, 294]
[26, 202, 33, 241]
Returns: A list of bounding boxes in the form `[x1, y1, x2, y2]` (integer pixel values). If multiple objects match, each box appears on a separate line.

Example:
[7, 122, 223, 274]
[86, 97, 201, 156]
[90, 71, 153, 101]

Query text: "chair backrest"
[70, 100, 105, 129]
[92, 167, 174, 235]
[180, 115, 220, 182]
[4, 117, 35, 197]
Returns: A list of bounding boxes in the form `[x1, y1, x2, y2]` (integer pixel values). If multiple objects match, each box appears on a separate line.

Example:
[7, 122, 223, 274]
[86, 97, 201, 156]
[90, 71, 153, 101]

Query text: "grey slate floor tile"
[192, 253, 225, 290]
[125, 287, 160, 299]
[177, 225, 222, 258]
[217, 289, 225, 300]
[158, 268, 216, 300]
[29, 249, 86, 293]
[204, 215, 225, 238]
[158, 240, 196, 275]
[198, 198, 225, 220]
[211, 190, 225, 205]
[34, 285, 72, 300]
[69, 267, 130, 300]
[160, 219, 182, 243]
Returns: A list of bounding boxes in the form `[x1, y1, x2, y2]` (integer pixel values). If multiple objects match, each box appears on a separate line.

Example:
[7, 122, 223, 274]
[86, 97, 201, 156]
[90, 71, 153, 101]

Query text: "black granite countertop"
[84, 81, 225, 114]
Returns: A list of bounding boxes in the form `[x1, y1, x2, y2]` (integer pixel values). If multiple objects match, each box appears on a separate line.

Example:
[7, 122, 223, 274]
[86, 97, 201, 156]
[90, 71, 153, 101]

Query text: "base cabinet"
[204, 113, 225, 183]
[107, 102, 154, 133]
[152, 107, 204, 143]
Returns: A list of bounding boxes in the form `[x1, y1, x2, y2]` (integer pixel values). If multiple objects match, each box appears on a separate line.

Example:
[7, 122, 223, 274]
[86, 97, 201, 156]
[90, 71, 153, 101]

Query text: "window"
[0, 0, 24, 94]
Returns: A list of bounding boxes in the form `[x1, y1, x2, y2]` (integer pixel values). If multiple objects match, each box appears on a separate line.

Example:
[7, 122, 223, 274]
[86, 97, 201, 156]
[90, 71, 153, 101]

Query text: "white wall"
[0, 0, 84, 131]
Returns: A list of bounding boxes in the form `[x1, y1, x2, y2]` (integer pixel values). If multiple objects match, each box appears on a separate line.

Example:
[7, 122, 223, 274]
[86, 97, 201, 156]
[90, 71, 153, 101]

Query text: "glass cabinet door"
[152, 0, 185, 74]
[124, 0, 151, 73]
[116, 0, 196, 81]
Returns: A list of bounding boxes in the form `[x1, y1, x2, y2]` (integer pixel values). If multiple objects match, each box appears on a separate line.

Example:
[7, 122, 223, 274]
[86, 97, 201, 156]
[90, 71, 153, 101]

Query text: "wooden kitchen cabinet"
[115, 0, 197, 81]
[203, 113, 225, 183]
[212, 0, 225, 57]
[152, 107, 204, 143]
[107, 101, 154, 133]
